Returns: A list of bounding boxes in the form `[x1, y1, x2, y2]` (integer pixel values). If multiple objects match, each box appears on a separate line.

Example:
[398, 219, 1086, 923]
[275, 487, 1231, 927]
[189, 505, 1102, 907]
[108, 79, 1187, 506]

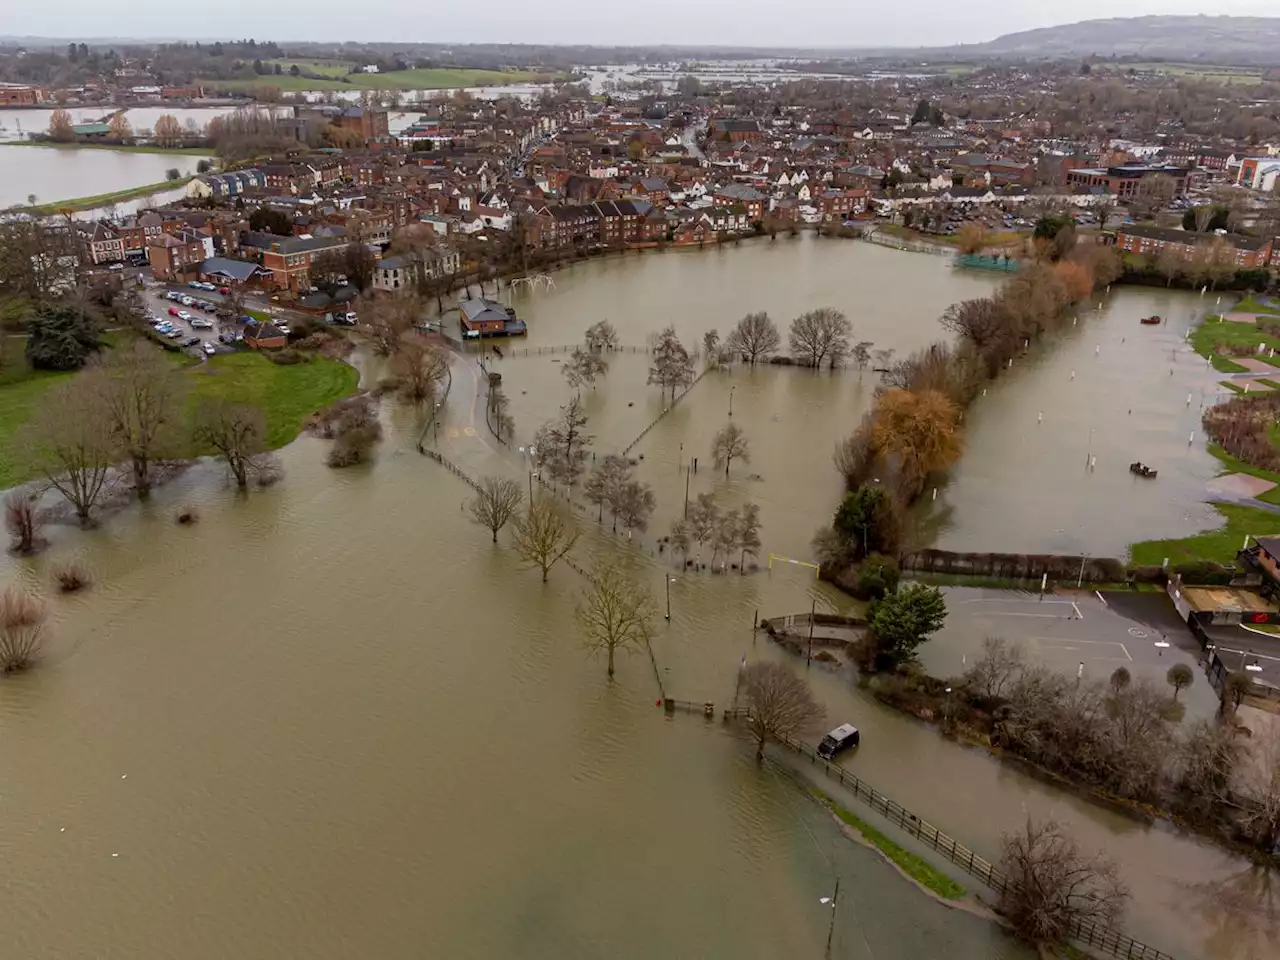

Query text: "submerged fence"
[771, 731, 1176, 960]
[620, 366, 713, 456]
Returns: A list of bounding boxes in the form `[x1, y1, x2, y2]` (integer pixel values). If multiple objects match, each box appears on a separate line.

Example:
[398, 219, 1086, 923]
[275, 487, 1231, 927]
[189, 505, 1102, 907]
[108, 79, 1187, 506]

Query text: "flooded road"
[0, 238, 1260, 959]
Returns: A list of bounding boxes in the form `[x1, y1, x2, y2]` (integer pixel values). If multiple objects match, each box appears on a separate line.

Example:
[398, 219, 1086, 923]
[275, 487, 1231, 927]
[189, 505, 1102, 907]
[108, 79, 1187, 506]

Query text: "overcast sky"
[5, 0, 1279, 48]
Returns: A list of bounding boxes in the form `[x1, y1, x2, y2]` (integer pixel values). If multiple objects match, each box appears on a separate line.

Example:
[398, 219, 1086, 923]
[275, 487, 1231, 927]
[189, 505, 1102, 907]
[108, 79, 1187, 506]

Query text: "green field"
[1100, 62, 1265, 85]
[1191, 316, 1280, 372]
[270, 59, 353, 78]
[200, 67, 561, 93]
[0, 344, 357, 488]
[1129, 502, 1280, 566]
[27, 176, 194, 216]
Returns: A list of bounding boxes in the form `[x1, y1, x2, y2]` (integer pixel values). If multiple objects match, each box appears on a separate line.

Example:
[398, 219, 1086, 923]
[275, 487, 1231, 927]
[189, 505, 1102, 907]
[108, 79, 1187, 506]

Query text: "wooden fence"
[620, 365, 713, 456]
[770, 731, 1177, 960]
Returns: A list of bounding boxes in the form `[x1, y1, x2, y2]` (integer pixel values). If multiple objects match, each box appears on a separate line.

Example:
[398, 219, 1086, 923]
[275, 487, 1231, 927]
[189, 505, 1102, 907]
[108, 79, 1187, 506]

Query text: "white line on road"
[1033, 637, 1133, 662]
[1214, 645, 1280, 664]
[1095, 591, 1108, 606]
[1072, 602, 1083, 620]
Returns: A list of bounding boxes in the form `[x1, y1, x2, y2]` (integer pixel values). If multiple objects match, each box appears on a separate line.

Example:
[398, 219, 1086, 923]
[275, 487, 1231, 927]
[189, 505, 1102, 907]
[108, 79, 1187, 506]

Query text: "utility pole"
[807, 598, 816, 667]
[665, 575, 673, 621]
[823, 878, 840, 960]
[684, 460, 691, 518]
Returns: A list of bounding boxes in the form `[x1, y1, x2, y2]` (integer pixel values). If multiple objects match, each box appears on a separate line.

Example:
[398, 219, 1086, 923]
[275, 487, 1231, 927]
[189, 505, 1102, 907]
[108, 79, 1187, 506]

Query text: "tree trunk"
[607, 645, 615, 678]
[755, 734, 765, 761]
[491, 527, 498, 543]
[541, 564, 549, 583]
[134, 457, 151, 499]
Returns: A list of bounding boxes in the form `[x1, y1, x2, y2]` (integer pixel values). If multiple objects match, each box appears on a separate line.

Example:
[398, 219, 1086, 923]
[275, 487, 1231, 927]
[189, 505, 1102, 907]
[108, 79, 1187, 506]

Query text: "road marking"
[1072, 602, 1083, 620]
[1095, 591, 1108, 606]
[1214, 645, 1280, 664]
[463, 427, 477, 437]
[1128, 627, 1147, 639]
[1033, 637, 1133, 662]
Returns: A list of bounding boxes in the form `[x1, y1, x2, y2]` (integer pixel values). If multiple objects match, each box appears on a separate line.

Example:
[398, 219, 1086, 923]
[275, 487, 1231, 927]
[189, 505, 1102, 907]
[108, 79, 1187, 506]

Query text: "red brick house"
[147, 231, 209, 280]
[117, 212, 164, 257]
[1116, 224, 1273, 270]
[334, 107, 389, 141]
[709, 118, 762, 143]
[244, 323, 288, 350]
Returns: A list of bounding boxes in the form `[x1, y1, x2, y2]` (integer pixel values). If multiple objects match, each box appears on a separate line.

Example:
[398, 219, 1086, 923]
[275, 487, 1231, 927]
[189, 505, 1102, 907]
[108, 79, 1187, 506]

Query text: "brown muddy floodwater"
[0, 237, 1265, 960]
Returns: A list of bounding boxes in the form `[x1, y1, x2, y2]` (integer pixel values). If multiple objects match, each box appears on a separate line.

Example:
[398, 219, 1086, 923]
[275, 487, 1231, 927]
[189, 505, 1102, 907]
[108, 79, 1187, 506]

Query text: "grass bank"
[1191, 315, 1280, 373]
[1205, 443, 1280, 505]
[28, 176, 194, 215]
[807, 786, 966, 900]
[1234, 295, 1280, 316]
[0, 344, 358, 489]
[1, 140, 213, 157]
[1129, 502, 1280, 565]
[200, 67, 562, 93]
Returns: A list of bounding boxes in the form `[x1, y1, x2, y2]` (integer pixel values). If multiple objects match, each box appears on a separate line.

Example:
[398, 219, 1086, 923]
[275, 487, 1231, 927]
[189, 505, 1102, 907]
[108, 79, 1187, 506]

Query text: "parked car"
[343, 312, 358, 324]
[191, 318, 213, 329]
[168, 307, 180, 316]
[183, 336, 201, 348]
[177, 311, 192, 321]
[203, 342, 216, 356]
[817, 724, 860, 760]
[188, 281, 202, 289]
[217, 287, 230, 296]
[276, 324, 291, 335]
[166, 329, 183, 339]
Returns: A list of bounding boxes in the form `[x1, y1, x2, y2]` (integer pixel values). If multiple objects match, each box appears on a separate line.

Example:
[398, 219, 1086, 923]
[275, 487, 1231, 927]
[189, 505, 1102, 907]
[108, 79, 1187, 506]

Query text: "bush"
[50, 558, 93, 593]
[325, 396, 382, 467]
[853, 553, 900, 601]
[26, 303, 102, 371]
[175, 505, 200, 525]
[0, 587, 47, 673]
[1170, 560, 1234, 584]
[269, 348, 310, 365]
[5, 489, 45, 555]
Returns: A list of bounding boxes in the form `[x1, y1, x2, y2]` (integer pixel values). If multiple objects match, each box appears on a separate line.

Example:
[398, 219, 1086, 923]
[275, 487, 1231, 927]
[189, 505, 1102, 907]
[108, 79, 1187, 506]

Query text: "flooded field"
[0, 237, 1260, 959]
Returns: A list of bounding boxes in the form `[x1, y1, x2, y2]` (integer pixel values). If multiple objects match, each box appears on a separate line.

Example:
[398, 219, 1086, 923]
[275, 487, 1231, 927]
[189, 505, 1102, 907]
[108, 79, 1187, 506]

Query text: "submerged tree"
[469, 475, 524, 543]
[192, 398, 269, 489]
[95, 341, 186, 499]
[648, 326, 695, 401]
[725, 311, 781, 364]
[541, 396, 593, 486]
[711, 422, 750, 477]
[998, 819, 1128, 948]
[741, 661, 825, 760]
[788, 307, 851, 368]
[20, 376, 116, 526]
[575, 563, 655, 678]
[512, 499, 580, 582]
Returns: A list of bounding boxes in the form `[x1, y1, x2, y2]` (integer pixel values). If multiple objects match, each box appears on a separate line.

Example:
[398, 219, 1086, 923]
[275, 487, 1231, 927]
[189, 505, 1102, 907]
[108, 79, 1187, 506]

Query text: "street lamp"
[665, 575, 677, 620]
[433, 401, 441, 444]
[729, 385, 736, 417]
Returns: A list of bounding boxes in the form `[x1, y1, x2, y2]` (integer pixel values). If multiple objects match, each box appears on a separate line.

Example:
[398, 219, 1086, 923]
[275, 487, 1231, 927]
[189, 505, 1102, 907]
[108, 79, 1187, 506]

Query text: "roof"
[824, 724, 859, 740]
[1256, 537, 1280, 558]
[72, 123, 111, 135]
[459, 298, 510, 323]
[1119, 223, 1270, 251]
[199, 257, 266, 281]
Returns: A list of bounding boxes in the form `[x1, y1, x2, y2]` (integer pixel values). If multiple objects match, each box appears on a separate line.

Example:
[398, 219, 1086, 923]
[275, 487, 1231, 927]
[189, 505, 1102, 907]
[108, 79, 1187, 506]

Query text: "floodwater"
[0, 237, 1265, 960]
[0, 105, 245, 141]
[0, 145, 209, 209]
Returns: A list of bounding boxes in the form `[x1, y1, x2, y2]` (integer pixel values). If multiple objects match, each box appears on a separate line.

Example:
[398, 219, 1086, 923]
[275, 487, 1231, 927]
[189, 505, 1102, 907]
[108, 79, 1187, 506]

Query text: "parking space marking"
[1213, 645, 1280, 664]
[1031, 637, 1133, 662]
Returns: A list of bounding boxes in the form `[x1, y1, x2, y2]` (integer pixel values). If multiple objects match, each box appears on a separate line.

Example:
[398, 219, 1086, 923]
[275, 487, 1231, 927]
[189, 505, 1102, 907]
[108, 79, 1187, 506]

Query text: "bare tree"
[469, 475, 524, 543]
[687, 492, 722, 564]
[712, 507, 739, 570]
[789, 308, 851, 368]
[1174, 719, 1242, 820]
[512, 499, 580, 582]
[575, 563, 655, 678]
[711, 422, 750, 477]
[487, 383, 515, 442]
[359, 294, 419, 356]
[20, 376, 117, 526]
[1093, 196, 1116, 231]
[741, 661, 826, 760]
[998, 819, 1128, 947]
[542, 396, 593, 486]
[562, 346, 608, 392]
[736, 502, 762, 571]
[1239, 724, 1280, 850]
[1109, 666, 1132, 694]
[0, 587, 48, 674]
[612, 480, 655, 538]
[95, 341, 186, 498]
[584, 454, 631, 525]
[702, 328, 721, 368]
[725, 311, 781, 365]
[584, 320, 618, 353]
[325, 396, 382, 468]
[4, 488, 45, 555]
[963, 637, 1027, 701]
[647, 326, 695, 401]
[390, 332, 448, 405]
[192, 398, 268, 489]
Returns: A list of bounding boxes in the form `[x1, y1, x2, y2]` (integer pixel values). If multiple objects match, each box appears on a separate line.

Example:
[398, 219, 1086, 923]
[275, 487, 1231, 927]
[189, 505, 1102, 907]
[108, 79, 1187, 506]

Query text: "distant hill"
[948, 16, 1280, 64]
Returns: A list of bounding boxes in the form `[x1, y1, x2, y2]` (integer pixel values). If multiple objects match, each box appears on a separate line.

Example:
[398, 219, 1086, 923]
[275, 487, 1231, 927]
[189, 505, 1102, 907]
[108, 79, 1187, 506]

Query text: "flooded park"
[0, 234, 1270, 960]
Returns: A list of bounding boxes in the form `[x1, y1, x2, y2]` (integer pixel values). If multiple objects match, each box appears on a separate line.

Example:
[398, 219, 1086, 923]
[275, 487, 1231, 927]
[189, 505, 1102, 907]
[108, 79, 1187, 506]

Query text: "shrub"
[51, 558, 93, 593]
[0, 587, 48, 673]
[175, 505, 200, 525]
[5, 489, 45, 555]
[854, 553, 901, 601]
[326, 397, 382, 468]
[269, 348, 310, 365]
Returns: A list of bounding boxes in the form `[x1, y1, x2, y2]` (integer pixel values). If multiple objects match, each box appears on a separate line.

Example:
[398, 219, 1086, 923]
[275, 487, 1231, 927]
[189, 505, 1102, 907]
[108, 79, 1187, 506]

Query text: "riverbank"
[25, 175, 196, 215]
[199, 67, 564, 93]
[0, 344, 357, 489]
[1, 140, 213, 157]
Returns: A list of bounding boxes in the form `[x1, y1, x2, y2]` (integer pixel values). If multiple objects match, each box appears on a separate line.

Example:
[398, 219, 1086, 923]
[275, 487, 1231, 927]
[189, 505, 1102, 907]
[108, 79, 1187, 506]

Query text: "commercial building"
[1065, 164, 1196, 198]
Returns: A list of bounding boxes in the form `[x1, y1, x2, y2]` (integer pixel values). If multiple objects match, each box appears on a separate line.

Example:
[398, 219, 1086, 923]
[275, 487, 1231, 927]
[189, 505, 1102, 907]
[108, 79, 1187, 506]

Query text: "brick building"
[334, 107, 390, 141]
[1065, 164, 1196, 198]
[1116, 224, 1273, 270]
